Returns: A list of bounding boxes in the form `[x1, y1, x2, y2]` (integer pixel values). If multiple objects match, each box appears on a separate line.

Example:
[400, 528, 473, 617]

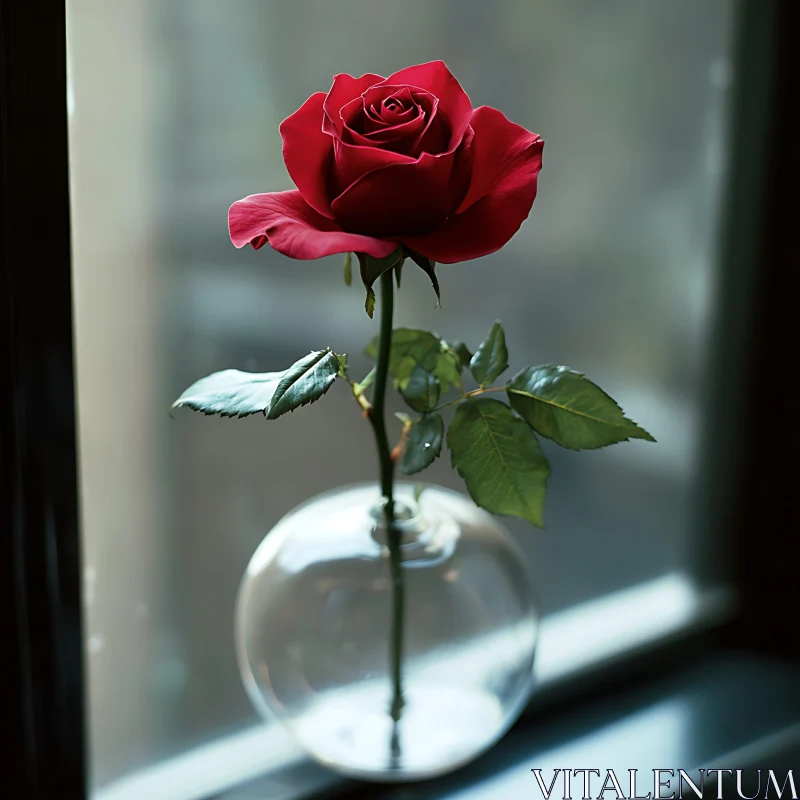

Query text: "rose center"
[339, 84, 445, 159]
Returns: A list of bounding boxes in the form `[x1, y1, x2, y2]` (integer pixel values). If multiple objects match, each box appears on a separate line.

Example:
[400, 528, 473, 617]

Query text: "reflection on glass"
[67, 0, 735, 793]
[236, 484, 537, 780]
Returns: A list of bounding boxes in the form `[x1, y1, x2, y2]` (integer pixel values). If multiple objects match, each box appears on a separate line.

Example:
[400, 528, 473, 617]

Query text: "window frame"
[1, 2, 86, 799]
[2, 0, 796, 797]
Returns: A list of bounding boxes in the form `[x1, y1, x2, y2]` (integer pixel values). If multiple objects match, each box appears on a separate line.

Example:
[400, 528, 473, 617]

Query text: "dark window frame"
[1, 2, 85, 799]
[1, 0, 796, 798]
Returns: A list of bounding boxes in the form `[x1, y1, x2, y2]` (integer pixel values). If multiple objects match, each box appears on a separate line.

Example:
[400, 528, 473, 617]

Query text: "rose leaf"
[401, 413, 445, 475]
[400, 364, 441, 413]
[447, 340, 473, 370]
[365, 328, 461, 391]
[469, 321, 509, 386]
[172, 349, 341, 420]
[266, 349, 343, 419]
[506, 365, 656, 450]
[447, 398, 550, 527]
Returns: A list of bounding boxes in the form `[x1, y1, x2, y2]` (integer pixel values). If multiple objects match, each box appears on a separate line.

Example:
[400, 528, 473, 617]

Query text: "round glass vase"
[235, 483, 538, 782]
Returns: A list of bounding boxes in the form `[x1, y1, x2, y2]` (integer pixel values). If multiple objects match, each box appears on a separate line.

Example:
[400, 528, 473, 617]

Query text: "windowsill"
[200, 654, 800, 800]
[351, 654, 800, 800]
[94, 573, 734, 800]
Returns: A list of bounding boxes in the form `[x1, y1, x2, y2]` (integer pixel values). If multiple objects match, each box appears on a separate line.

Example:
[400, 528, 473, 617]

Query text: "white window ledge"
[94, 572, 734, 800]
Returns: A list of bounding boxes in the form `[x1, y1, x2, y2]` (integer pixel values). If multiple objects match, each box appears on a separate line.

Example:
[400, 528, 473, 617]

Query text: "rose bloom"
[229, 61, 543, 264]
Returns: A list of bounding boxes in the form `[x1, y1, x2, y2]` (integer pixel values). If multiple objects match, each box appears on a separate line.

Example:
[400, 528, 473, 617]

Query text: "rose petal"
[379, 61, 472, 150]
[357, 119, 427, 147]
[340, 94, 425, 147]
[399, 108, 543, 263]
[455, 106, 543, 214]
[414, 106, 448, 155]
[386, 87, 415, 105]
[331, 128, 473, 239]
[280, 92, 335, 218]
[364, 96, 417, 131]
[350, 87, 441, 157]
[331, 134, 416, 195]
[341, 98, 427, 153]
[359, 87, 420, 133]
[381, 88, 416, 121]
[229, 190, 397, 260]
[360, 85, 414, 121]
[364, 101, 387, 127]
[322, 72, 384, 137]
[365, 86, 414, 121]
[378, 104, 415, 126]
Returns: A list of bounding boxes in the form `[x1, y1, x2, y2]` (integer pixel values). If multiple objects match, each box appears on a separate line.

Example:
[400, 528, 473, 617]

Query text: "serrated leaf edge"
[266, 349, 339, 420]
[171, 369, 285, 419]
[469, 321, 509, 386]
[448, 399, 549, 527]
[505, 366, 656, 443]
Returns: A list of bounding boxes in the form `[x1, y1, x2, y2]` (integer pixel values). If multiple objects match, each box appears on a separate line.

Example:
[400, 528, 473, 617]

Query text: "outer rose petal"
[229, 190, 397, 260]
[322, 72, 384, 136]
[399, 107, 543, 263]
[380, 61, 472, 150]
[455, 106, 543, 214]
[280, 92, 335, 218]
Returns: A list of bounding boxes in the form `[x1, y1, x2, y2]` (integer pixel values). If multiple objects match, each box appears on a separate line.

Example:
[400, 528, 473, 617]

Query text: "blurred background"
[65, 0, 737, 795]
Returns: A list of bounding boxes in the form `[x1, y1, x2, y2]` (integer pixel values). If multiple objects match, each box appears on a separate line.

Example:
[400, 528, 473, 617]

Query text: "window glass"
[67, 0, 735, 794]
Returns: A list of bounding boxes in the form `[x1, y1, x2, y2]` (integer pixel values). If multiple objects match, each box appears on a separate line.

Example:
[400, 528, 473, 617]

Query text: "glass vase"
[235, 482, 538, 782]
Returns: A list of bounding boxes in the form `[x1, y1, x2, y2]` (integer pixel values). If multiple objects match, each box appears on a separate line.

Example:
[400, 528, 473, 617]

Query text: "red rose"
[229, 61, 543, 264]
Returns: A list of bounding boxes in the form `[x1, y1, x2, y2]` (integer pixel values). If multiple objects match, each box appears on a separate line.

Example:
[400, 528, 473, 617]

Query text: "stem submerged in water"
[367, 268, 405, 758]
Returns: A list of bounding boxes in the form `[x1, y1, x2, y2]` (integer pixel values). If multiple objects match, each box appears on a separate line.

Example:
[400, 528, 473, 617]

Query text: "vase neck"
[369, 496, 456, 565]
[369, 497, 426, 544]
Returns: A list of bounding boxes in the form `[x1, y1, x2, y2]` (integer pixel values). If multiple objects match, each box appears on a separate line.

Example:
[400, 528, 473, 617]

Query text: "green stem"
[367, 269, 405, 732]
[432, 385, 507, 412]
